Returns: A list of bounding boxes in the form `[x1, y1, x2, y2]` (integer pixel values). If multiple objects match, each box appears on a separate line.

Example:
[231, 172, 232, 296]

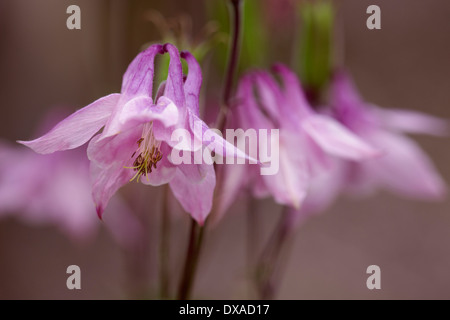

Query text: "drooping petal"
[163, 43, 186, 109]
[90, 160, 134, 219]
[374, 106, 449, 136]
[297, 158, 344, 219]
[302, 114, 380, 160]
[169, 162, 216, 225]
[253, 71, 286, 122]
[331, 71, 364, 108]
[364, 131, 447, 199]
[272, 63, 312, 118]
[188, 109, 257, 162]
[235, 75, 275, 130]
[18, 94, 120, 154]
[121, 44, 164, 98]
[87, 127, 142, 167]
[181, 51, 202, 115]
[261, 133, 309, 209]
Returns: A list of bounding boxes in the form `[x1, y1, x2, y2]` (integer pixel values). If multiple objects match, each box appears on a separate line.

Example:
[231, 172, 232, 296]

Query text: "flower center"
[127, 123, 163, 182]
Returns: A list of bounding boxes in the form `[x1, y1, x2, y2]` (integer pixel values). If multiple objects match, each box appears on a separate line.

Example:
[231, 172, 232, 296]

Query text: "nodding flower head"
[18, 43, 248, 224]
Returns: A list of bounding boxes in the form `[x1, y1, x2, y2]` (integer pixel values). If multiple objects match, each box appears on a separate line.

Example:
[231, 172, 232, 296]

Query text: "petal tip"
[96, 205, 104, 220]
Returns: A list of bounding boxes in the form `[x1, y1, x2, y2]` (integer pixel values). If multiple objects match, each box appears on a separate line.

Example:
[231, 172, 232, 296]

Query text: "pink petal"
[235, 75, 275, 130]
[188, 110, 256, 162]
[163, 43, 186, 108]
[299, 159, 344, 217]
[331, 71, 364, 108]
[140, 142, 177, 186]
[169, 163, 216, 225]
[364, 131, 447, 199]
[181, 51, 202, 115]
[121, 44, 164, 98]
[90, 160, 134, 219]
[261, 134, 309, 209]
[18, 94, 120, 154]
[253, 72, 286, 122]
[87, 127, 142, 167]
[272, 63, 312, 118]
[374, 107, 449, 136]
[116, 96, 179, 134]
[302, 114, 380, 160]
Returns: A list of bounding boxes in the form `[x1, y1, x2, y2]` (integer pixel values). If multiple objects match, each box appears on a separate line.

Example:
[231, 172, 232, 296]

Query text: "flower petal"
[87, 127, 142, 167]
[374, 107, 449, 136]
[252, 72, 286, 122]
[188, 110, 257, 161]
[364, 131, 447, 199]
[169, 162, 216, 225]
[163, 43, 186, 108]
[90, 160, 133, 219]
[235, 75, 275, 130]
[302, 114, 380, 160]
[140, 142, 177, 186]
[181, 51, 202, 115]
[121, 44, 164, 98]
[18, 94, 120, 154]
[272, 63, 312, 118]
[116, 96, 179, 133]
[261, 134, 309, 209]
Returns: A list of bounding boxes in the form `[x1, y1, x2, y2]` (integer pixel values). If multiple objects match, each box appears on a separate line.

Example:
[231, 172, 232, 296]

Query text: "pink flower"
[0, 139, 141, 246]
[329, 71, 448, 199]
[216, 65, 379, 216]
[18, 43, 243, 224]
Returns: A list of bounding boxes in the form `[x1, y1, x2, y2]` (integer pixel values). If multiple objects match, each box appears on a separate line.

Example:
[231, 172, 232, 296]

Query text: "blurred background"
[0, 0, 450, 299]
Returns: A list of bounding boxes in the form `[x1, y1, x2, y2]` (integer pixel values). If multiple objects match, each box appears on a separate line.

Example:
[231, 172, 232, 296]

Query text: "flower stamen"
[126, 123, 163, 182]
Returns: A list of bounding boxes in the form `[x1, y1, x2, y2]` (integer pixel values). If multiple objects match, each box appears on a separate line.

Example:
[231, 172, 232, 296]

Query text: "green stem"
[216, 0, 242, 131]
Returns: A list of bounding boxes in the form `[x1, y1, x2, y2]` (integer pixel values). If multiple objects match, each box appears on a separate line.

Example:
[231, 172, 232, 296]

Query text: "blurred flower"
[216, 65, 379, 218]
[329, 71, 448, 199]
[0, 138, 141, 246]
[19, 43, 245, 225]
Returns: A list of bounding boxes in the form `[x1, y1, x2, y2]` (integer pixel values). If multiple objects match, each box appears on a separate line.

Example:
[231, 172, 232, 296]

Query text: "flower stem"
[159, 185, 171, 299]
[216, 0, 242, 131]
[177, 219, 206, 300]
[246, 197, 259, 298]
[256, 206, 295, 299]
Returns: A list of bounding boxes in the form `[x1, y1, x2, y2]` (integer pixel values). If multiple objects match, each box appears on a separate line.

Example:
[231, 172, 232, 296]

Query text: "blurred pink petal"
[302, 114, 381, 160]
[330, 71, 448, 200]
[0, 138, 140, 244]
[363, 131, 447, 199]
[374, 107, 449, 136]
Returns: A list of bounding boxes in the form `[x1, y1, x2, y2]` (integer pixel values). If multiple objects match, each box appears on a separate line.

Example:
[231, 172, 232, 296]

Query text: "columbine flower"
[216, 64, 379, 216]
[0, 139, 141, 245]
[19, 43, 244, 224]
[329, 71, 447, 199]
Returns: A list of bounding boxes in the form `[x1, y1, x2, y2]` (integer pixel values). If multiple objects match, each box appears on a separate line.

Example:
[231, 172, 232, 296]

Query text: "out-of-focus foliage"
[206, 0, 269, 75]
[298, 1, 334, 101]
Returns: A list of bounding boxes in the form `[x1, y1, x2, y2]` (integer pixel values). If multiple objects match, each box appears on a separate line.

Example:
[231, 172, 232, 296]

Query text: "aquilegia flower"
[329, 71, 447, 199]
[19, 43, 244, 224]
[216, 64, 379, 217]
